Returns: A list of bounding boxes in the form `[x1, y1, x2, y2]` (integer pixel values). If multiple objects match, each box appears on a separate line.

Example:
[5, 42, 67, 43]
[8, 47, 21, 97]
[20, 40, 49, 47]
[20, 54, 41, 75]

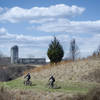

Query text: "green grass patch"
[0, 78, 99, 94]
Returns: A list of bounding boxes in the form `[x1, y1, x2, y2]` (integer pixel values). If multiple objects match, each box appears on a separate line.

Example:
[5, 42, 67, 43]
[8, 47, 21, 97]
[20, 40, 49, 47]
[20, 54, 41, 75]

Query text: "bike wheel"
[24, 81, 27, 85]
[29, 81, 32, 86]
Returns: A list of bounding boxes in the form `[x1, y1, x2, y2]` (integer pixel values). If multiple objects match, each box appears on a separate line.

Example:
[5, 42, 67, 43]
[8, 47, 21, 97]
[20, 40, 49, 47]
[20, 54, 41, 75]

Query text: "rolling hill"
[0, 57, 100, 100]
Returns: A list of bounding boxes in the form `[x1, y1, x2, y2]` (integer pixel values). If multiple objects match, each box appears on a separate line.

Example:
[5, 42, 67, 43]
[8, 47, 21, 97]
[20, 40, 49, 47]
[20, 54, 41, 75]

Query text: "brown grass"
[23, 60, 73, 74]
[23, 58, 89, 75]
[85, 87, 100, 100]
[0, 86, 100, 100]
[23, 58, 100, 83]
[0, 86, 13, 100]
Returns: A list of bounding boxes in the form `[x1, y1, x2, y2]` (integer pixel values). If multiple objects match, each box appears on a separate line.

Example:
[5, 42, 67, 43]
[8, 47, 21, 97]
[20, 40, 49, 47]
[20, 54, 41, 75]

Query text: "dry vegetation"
[0, 64, 36, 81]
[0, 86, 100, 100]
[1, 57, 100, 100]
[25, 58, 100, 83]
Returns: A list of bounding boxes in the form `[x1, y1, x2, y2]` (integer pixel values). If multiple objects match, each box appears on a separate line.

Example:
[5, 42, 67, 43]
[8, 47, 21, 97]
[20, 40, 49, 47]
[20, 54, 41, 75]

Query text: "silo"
[11, 45, 19, 64]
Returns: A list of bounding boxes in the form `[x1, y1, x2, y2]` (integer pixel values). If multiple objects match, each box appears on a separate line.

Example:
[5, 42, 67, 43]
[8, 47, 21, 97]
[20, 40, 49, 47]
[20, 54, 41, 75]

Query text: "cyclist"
[49, 75, 55, 88]
[24, 73, 31, 82]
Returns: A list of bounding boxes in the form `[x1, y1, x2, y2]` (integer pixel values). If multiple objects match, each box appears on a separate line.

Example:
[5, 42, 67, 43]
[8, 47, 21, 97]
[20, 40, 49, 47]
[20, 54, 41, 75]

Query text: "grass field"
[0, 78, 99, 94]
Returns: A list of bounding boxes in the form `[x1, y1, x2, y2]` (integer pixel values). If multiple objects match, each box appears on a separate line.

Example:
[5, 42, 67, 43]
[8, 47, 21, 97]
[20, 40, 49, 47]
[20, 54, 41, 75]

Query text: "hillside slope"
[30, 58, 100, 83]
[0, 58, 100, 100]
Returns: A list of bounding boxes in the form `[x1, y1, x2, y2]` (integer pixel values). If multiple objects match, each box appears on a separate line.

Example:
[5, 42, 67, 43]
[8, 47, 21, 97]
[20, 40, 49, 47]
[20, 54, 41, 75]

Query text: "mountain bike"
[46, 81, 61, 89]
[24, 80, 32, 86]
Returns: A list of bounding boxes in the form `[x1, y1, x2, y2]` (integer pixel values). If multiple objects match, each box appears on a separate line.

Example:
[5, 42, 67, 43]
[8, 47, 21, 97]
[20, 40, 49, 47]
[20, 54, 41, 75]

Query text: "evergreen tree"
[47, 37, 64, 63]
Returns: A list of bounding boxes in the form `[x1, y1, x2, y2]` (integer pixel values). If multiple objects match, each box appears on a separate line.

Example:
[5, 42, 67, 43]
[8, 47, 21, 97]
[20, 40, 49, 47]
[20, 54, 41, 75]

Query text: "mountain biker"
[24, 73, 31, 82]
[49, 75, 55, 88]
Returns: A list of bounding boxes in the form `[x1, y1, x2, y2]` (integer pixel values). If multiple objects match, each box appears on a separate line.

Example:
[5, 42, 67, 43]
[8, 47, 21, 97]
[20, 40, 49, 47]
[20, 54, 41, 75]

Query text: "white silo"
[11, 45, 19, 64]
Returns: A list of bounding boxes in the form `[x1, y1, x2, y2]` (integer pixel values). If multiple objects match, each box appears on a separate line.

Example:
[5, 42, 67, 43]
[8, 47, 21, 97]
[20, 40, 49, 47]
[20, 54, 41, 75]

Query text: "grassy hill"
[28, 58, 100, 83]
[0, 57, 100, 100]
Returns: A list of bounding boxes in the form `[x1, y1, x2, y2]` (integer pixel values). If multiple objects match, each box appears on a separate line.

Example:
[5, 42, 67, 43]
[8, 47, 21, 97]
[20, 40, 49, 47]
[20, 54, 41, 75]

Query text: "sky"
[0, 0, 100, 61]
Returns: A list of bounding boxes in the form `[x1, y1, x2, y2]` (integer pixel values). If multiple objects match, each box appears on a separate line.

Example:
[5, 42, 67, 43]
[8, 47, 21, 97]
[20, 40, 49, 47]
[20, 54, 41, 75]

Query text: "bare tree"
[94, 45, 100, 56]
[97, 45, 100, 55]
[92, 51, 97, 57]
[69, 39, 80, 61]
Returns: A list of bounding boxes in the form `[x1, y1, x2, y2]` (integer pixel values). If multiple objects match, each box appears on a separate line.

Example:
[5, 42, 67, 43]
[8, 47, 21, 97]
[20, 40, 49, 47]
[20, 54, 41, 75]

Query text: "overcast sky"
[0, 0, 100, 60]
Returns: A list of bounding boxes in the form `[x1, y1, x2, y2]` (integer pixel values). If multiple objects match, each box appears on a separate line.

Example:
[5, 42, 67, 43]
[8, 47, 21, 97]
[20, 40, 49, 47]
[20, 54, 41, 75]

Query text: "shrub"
[86, 87, 100, 100]
[0, 87, 12, 100]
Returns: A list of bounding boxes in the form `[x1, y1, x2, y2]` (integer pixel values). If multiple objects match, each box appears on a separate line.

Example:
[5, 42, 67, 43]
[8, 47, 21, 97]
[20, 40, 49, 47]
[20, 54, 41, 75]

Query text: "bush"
[85, 87, 100, 100]
[47, 37, 64, 63]
[0, 69, 11, 81]
[0, 87, 12, 100]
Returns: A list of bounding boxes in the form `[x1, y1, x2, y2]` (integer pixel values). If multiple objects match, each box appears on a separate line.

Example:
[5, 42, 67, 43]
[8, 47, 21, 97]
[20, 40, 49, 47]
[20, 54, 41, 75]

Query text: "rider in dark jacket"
[49, 75, 55, 88]
[24, 73, 31, 82]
